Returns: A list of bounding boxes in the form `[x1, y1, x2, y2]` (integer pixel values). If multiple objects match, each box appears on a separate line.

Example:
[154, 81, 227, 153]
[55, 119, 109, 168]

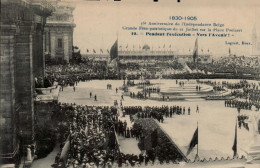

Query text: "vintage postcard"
[0, 0, 260, 168]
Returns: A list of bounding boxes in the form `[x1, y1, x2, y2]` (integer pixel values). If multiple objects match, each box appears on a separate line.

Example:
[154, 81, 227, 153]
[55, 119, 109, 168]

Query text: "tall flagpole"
[117, 32, 119, 79]
[197, 121, 199, 158]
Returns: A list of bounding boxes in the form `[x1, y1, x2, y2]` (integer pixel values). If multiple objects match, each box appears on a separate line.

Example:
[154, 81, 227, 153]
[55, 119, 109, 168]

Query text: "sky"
[64, 0, 260, 56]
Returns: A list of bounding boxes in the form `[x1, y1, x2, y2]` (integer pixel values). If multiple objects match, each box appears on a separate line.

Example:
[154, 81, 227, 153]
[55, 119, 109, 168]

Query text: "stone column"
[43, 31, 46, 54]
[50, 31, 56, 59]
[33, 25, 44, 86]
[64, 33, 69, 62]
[45, 31, 50, 53]
[15, 24, 35, 145]
[0, 25, 17, 158]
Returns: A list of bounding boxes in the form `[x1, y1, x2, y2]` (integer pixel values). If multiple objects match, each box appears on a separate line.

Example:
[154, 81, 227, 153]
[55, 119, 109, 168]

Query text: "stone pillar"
[50, 31, 56, 59]
[42, 31, 46, 79]
[15, 24, 35, 145]
[45, 31, 50, 53]
[64, 33, 69, 62]
[43, 31, 46, 54]
[33, 25, 44, 86]
[0, 25, 17, 161]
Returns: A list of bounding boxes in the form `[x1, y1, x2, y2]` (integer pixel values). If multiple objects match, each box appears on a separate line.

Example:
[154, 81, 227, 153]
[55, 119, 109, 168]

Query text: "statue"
[246, 112, 260, 164]
[27, 145, 32, 161]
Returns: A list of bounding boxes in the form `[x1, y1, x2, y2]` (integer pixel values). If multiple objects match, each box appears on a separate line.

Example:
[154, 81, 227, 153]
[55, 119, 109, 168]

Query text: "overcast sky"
[65, 0, 260, 56]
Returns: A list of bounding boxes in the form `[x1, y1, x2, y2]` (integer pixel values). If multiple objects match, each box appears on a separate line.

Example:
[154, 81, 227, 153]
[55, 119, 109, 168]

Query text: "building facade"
[45, 0, 76, 62]
[0, 0, 54, 166]
[84, 44, 212, 64]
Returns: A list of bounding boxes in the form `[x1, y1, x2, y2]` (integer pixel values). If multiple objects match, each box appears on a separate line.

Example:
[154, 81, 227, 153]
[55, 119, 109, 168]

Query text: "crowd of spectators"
[45, 61, 119, 87]
[52, 104, 122, 168]
[187, 56, 260, 75]
[51, 103, 188, 168]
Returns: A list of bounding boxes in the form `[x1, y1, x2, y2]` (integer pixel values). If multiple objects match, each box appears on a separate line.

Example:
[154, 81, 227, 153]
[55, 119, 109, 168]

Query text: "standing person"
[121, 94, 124, 101]
[94, 94, 97, 101]
[90, 92, 92, 98]
[188, 107, 191, 115]
[116, 88, 118, 93]
[196, 105, 199, 113]
[237, 107, 241, 114]
[73, 86, 75, 92]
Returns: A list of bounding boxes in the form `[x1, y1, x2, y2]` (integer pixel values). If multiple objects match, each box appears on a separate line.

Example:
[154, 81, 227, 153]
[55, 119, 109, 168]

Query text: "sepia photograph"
[1, 0, 260, 168]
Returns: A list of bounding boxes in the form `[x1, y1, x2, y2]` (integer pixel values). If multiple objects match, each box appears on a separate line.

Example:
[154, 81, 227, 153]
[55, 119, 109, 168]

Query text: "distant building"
[45, 0, 76, 62]
[84, 44, 212, 64]
[119, 44, 212, 64]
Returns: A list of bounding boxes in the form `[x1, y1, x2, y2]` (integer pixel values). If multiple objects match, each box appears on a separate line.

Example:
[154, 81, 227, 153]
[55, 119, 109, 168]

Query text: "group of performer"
[225, 100, 253, 110]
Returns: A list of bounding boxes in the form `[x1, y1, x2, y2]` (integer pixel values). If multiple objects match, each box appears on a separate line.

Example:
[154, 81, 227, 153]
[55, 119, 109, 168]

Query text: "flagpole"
[117, 31, 119, 79]
[233, 118, 238, 158]
[197, 121, 199, 158]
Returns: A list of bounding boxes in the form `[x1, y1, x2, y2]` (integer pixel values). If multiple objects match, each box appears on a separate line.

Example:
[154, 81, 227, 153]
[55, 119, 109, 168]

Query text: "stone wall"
[0, 0, 54, 164]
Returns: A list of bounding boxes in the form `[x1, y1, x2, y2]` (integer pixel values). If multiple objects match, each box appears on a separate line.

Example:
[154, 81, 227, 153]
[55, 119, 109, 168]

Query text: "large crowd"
[45, 55, 260, 87]
[45, 61, 119, 87]
[187, 56, 260, 75]
[52, 104, 123, 168]
[50, 101, 195, 168]
[43, 56, 260, 168]
[51, 103, 186, 168]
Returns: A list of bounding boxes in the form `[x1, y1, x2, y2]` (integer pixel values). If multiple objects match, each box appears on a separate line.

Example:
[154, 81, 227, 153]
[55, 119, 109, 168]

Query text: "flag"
[110, 40, 118, 61]
[151, 129, 158, 148]
[232, 121, 237, 157]
[187, 127, 198, 156]
[93, 49, 96, 53]
[193, 38, 198, 63]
